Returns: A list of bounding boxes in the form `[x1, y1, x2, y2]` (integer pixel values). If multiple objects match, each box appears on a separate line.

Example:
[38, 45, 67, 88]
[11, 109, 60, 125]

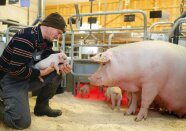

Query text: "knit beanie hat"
[41, 12, 67, 31]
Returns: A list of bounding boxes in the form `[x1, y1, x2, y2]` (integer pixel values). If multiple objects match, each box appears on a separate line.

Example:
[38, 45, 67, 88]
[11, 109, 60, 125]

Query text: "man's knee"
[29, 71, 61, 92]
[3, 99, 31, 129]
[4, 112, 31, 129]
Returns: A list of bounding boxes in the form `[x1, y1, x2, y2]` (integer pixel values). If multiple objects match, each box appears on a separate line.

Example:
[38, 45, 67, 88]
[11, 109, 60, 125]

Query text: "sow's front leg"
[135, 82, 160, 121]
[125, 91, 142, 115]
[125, 92, 138, 115]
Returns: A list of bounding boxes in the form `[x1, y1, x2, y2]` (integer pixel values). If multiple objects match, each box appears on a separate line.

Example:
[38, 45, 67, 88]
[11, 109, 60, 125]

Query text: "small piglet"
[79, 84, 90, 97]
[34, 52, 69, 82]
[105, 86, 122, 111]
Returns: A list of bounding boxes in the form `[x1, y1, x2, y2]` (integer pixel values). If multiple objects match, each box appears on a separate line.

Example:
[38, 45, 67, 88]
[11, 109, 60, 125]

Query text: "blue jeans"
[0, 72, 62, 129]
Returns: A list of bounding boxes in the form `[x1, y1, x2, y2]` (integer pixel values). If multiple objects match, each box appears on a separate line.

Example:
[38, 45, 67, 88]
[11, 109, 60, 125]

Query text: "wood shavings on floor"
[0, 92, 185, 131]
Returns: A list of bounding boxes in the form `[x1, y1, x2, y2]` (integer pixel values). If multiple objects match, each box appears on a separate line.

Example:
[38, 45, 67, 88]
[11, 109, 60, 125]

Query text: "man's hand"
[39, 63, 55, 77]
[59, 63, 71, 74]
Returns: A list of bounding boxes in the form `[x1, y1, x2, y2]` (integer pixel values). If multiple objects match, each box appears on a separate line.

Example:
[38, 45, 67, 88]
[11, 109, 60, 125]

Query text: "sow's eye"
[99, 54, 102, 57]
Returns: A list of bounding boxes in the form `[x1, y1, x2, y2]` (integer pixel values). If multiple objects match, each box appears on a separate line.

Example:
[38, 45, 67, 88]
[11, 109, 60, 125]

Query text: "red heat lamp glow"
[75, 83, 127, 106]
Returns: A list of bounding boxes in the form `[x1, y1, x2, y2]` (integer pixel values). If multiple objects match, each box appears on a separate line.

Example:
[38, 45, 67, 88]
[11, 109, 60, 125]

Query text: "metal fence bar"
[148, 21, 173, 40]
[68, 10, 147, 90]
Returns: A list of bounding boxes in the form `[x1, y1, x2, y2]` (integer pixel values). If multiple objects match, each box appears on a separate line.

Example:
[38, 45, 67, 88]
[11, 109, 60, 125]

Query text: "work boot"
[34, 104, 62, 117]
[34, 75, 62, 117]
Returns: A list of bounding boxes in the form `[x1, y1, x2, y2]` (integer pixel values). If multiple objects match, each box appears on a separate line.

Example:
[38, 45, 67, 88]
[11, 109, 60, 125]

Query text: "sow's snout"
[88, 76, 94, 85]
[88, 75, 103, 86]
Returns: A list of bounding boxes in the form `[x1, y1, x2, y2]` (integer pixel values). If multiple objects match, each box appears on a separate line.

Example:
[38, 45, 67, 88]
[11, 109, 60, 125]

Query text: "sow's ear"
[91, 51, 112, 63]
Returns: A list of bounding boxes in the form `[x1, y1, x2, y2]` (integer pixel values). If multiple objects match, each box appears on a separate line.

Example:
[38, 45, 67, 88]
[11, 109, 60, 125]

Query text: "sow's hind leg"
[135, 82, 160, 121]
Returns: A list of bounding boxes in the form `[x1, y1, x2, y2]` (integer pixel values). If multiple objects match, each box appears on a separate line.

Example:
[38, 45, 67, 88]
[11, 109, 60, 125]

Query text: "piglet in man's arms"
[34, 52, 70, 82]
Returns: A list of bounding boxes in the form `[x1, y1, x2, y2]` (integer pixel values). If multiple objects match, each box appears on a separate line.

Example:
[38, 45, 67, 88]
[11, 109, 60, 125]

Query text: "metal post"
[90, 0, 93, 30]
[32, 0, 45, 25]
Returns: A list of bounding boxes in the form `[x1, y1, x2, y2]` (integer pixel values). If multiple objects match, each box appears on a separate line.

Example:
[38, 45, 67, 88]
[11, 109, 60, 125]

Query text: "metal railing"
[148, 21, 174, 40]
[167, 18, 186, 39]
[68, 10, 147, 77]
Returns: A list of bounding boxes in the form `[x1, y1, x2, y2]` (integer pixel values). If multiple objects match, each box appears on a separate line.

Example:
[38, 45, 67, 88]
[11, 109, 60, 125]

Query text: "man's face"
[47, 27, 64, 41]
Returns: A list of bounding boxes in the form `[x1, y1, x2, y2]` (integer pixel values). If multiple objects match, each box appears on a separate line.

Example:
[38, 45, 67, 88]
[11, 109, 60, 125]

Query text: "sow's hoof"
[134, 108, 148, 121]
